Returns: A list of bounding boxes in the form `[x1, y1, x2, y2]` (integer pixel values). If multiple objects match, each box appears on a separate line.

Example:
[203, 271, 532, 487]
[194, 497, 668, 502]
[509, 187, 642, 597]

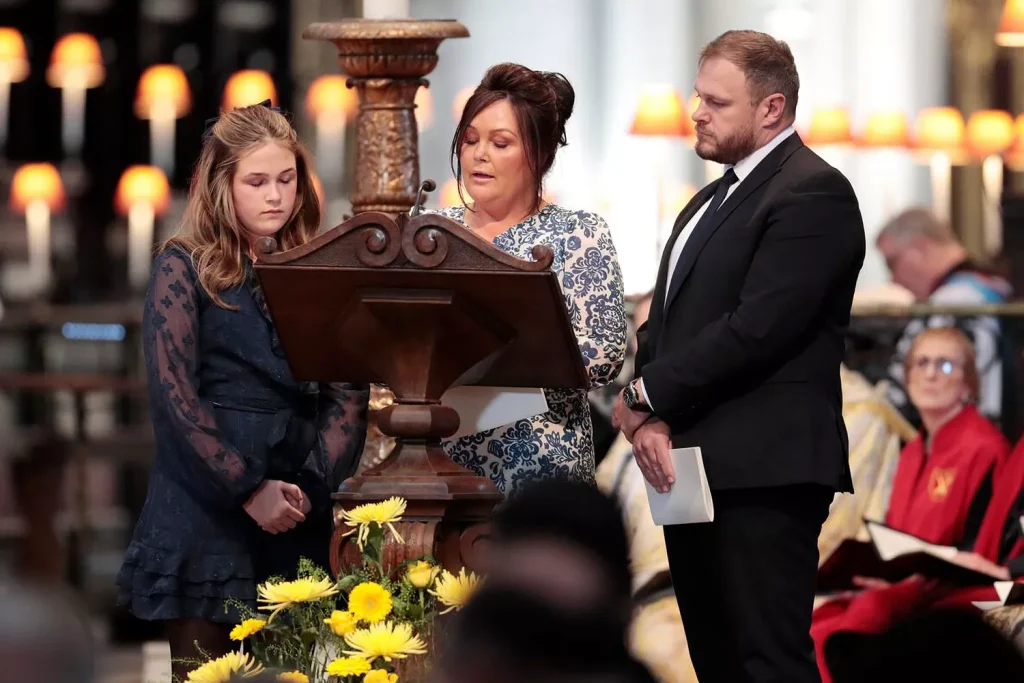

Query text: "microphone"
[410, 179, 437, 217]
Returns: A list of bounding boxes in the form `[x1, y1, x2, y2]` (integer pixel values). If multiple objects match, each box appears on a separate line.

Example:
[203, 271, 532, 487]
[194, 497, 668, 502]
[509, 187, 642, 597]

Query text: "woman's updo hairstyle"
[451, 62, 575, 211]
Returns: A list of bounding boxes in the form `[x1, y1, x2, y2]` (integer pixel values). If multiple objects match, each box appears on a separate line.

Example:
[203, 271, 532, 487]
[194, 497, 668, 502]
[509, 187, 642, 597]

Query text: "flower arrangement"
[179, 497, 481, 683]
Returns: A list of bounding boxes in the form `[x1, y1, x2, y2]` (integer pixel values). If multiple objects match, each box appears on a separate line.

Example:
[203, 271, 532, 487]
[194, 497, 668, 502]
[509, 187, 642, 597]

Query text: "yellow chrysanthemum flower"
[258, 577, 339, 620]
[341, 497, 407, 548]
[229, 618, 267, 641]
[277, 672, 309, 683]
[429, 567, 480, 614]
[348, 582, 393, 623]
[364, 670, 399, 683]
[186, 652, 263, 683]
[325, 609, 360, 636]
[325, 656, 372, 677]
[344, 621, 427, 663]
[404, 560, 440, 589]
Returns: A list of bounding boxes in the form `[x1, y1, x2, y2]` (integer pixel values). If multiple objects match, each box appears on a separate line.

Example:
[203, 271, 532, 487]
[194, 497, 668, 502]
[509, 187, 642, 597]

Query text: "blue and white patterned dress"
[434, 204, 627, 496]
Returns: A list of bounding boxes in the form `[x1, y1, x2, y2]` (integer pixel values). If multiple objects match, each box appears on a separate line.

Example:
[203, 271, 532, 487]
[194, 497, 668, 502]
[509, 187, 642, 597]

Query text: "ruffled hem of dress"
[116, 540, 257, 622]
[116, 590, 251, 624]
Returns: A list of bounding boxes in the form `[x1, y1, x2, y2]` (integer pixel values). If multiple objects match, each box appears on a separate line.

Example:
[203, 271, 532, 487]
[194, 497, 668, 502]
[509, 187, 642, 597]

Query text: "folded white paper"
[643, 446, 714, 525]
[440, 386, 549, 440]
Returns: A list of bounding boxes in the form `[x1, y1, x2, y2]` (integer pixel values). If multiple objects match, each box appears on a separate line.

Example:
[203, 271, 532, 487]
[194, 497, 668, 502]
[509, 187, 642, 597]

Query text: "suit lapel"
[649, 182, 719, 339]
[663, 134, 805, 312]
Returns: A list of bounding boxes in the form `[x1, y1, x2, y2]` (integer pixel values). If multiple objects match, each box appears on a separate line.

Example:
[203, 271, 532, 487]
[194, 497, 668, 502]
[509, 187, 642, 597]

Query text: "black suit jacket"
[636, 133, 864, 493]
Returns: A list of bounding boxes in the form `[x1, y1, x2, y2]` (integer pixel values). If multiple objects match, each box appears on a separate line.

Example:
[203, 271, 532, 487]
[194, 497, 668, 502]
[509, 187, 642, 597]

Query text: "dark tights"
[167, 619, 231, 682]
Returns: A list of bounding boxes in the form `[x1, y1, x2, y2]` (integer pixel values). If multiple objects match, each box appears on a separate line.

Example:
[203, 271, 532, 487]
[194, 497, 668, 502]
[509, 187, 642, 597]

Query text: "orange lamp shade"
[0, 27, 29, 82]
[305, 75, 357, 122]
[997, 0, 1024, 47]
[415, 86, 434, 130]
[46, 33, 105, 88]
[453, 85, 476, 122]
[966, 109, 1015, 158]
[222, 70, 277, 110]
[1006, 113, 1024, 156]
[115, 165, 170, 217]
[440, 178, 466, 207]
[11, 163, 64, 213]
[858, 111, 909, 147]
[805, 107, 852, 146]
[135, 65, 191, 119]
[913, 107, 965, 152]
[630, 86, 693, 137]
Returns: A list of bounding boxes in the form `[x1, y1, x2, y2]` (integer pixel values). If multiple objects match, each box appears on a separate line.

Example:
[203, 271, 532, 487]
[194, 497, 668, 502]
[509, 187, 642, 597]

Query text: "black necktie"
[665, 168, 739, 298]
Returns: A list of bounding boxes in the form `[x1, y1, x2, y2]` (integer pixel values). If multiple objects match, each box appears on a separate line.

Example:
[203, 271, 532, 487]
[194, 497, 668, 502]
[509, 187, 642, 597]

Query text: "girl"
[116, 102, 368, 680]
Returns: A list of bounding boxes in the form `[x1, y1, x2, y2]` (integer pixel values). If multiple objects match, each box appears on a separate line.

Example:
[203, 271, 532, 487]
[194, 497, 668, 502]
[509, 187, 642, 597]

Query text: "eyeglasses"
[909, 355, 961, 376]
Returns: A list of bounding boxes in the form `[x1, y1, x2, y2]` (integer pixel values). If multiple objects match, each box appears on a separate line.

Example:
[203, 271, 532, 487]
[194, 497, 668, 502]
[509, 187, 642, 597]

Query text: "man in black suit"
[612, 30, 865, 683]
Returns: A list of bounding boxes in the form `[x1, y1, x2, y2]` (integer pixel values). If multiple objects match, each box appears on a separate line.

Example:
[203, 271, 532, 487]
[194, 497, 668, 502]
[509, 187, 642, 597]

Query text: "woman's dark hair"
[450, 62, 575, 212]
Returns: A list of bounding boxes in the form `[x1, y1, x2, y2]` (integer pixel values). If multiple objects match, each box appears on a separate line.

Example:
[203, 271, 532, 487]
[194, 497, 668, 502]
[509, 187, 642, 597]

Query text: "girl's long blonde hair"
[164, 102, 321, 309]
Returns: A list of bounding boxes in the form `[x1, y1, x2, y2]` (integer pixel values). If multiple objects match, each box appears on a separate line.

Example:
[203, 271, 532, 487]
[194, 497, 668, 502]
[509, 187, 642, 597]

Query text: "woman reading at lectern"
[436, 63, 628, 496]
[115, 102, 369, 681]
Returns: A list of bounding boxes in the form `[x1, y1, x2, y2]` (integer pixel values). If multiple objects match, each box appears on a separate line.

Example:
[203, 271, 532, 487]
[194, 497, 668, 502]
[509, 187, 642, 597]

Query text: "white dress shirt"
[639, 126, 796, 409]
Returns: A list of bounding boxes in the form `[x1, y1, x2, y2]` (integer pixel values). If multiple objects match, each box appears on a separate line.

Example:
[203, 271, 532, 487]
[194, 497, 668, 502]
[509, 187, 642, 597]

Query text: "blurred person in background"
[876, 207, 1012, 426]
[0, 580, 94, 683]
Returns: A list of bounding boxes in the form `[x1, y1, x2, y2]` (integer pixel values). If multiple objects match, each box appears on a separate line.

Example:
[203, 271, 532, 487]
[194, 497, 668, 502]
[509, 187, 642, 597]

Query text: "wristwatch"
[623, 378, 653, 413]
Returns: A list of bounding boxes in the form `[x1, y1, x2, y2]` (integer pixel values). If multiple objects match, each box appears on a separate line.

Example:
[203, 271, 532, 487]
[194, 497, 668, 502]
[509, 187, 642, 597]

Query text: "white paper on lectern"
[643, 446, 715, 525]
[440, 386, 549, 440]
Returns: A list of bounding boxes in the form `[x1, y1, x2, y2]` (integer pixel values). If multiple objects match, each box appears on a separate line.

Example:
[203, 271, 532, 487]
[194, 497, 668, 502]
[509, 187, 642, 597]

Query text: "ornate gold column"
[948, 0, 1004, 256]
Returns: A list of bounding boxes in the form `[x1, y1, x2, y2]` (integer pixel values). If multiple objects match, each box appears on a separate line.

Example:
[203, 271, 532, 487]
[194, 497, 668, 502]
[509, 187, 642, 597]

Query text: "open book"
[817, 520, 1005, 592]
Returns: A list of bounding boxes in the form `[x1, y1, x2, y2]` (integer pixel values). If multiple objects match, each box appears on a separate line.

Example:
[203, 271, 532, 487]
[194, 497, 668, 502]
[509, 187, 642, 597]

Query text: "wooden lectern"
[254, 19, 587, 581]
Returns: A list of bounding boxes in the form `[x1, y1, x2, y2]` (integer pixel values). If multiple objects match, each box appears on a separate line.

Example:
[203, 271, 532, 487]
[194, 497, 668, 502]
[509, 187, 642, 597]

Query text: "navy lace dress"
[116, 247, 369, 623]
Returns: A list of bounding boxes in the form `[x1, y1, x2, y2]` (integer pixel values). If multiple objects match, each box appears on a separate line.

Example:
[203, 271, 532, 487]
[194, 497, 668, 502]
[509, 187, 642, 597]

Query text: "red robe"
[812, 405, 1011, 683]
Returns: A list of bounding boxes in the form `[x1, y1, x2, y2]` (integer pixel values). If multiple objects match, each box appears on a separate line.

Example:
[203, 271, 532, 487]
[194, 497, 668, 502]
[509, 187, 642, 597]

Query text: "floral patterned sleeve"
[144, 249, 265, 508]
[296, 383, 369, 515]
[560, 212, 627, 390]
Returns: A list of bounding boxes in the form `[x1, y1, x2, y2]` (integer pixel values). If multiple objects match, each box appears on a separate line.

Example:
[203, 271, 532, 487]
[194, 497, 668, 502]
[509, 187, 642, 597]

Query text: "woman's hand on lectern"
[244, 480, 306, 533]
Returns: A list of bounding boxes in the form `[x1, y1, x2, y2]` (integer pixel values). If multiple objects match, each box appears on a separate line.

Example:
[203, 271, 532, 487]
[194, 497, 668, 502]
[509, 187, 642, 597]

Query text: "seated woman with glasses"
[810, 326, 1011, 683]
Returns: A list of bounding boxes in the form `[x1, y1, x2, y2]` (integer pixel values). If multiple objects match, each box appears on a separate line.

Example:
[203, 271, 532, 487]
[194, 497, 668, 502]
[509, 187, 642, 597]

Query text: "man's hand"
[632, 419, 674, 493]
[612, 388, 651, 442]
[244, 480, 306, 534]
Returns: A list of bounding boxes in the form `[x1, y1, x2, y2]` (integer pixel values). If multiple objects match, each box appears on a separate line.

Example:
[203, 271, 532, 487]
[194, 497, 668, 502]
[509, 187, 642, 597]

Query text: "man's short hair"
[877, 207, 958, 246]
[699, 30, 800, 119]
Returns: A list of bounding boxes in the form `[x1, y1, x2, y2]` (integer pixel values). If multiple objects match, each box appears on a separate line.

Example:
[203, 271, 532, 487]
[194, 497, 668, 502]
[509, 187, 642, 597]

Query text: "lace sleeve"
[295, 382, 369, 515]
[560, 212, 627, 390]
[144, 249, 265, 508]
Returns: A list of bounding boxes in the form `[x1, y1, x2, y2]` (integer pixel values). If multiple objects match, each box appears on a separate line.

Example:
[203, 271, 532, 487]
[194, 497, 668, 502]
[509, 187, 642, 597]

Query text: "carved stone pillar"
[302, 20, 469, 215]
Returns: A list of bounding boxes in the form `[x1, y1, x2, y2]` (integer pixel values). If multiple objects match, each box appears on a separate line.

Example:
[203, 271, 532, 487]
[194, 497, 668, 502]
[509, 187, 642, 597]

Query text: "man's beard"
[695, 121, 758, 166]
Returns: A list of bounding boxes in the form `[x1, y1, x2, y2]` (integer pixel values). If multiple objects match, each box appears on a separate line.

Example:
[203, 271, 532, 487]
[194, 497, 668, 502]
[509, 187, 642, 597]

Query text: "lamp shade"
[305, 75, 358, 122]
[115, 165, 170, 217]
[11, 163, 64, 213]
[805, 107, 852, 146]
[453, 85, 475, 122]
[997, 0, 1024, 47]
[913, 107, 965, 153]
[46, 33, 104, 88]
[222, 70, 277, 109]
[415, 86, 434, 130]
[858, 111, 909, 147]
[0, 27, 28, 82]
[135, 65, 191, 119]
[630, 85, 693, 137]
[966, 109, 1015, 158]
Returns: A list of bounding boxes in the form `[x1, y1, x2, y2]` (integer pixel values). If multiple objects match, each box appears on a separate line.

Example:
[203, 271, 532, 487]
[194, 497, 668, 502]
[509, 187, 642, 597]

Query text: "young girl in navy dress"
[116, 102, 369, 679]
